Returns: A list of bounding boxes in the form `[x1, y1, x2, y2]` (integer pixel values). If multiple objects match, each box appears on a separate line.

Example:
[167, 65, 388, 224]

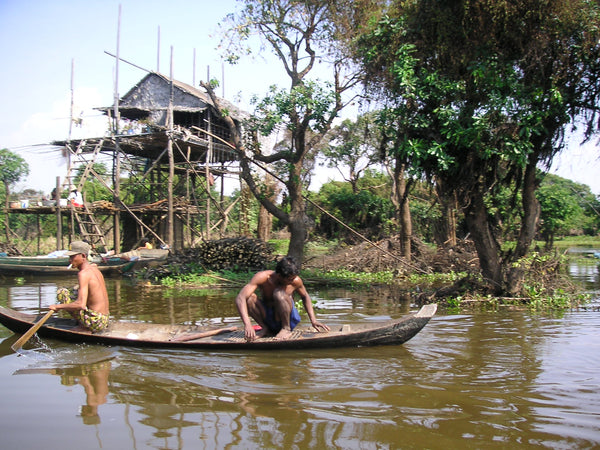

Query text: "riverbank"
[133, 236, 598, 310]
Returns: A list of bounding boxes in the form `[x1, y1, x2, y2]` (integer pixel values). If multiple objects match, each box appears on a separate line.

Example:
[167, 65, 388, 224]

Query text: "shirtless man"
[49, 240, 110, 332]
[235, 256, 330, 341]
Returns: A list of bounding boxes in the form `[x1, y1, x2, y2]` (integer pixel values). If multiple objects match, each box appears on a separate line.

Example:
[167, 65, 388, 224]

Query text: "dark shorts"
[261, 300, 301, 333]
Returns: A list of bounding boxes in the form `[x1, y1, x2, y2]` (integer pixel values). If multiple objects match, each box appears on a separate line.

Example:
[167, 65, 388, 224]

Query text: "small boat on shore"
[0, 248, 169, 276]
[0, 304, 437, 350]
[0, 256, 135, 276]
[109, 248, 169, 269]
[0, 257, 136, 275]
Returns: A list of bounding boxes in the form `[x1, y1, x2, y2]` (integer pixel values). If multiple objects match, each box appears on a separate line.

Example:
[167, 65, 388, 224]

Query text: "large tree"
[204, 0, 368, 264]
[0, 148, 30, 241]
[355, 0, 600, 294]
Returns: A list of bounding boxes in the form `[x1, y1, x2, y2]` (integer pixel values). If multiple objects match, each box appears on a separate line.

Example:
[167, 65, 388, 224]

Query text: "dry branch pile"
[192, 237, 275, 270]
[157, 237, 275, 275]
[304, 236, 479, 274]
[0, 243, 22, 256]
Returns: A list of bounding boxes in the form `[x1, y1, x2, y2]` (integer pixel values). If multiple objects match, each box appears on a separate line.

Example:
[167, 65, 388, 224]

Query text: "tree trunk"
[287, 216, 307, 265]
[286, 162, 308, 265]
[506, 155, 541, 294]
[394, 162, 412, 260]
[257, 205, 272, 242]
[433, 181, 457, 247]
[239, 182, 252, 237]
[463, 188, 503, 294]
[257, 174, 279, 242]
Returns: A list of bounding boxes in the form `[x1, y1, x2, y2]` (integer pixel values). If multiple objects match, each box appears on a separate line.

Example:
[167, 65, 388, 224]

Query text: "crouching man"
[235, 256, 329, 341]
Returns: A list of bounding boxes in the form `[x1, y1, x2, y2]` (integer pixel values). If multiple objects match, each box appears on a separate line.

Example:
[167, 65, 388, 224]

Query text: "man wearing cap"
[49, 240, 110, 332]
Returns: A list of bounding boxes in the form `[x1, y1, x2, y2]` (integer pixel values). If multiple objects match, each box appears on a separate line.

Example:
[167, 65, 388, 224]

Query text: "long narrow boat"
[0, 304, 437, 350]
[0, 258, 135, 276]
[0, 249, 168, 276]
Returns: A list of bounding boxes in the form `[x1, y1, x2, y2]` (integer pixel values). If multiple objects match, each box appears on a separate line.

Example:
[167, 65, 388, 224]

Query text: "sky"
[0, 0, 287, 195]
[0, 0, 599, 197]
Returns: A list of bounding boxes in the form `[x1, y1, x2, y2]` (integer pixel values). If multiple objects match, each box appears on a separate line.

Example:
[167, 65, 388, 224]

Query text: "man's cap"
[65, 240, 90, 256]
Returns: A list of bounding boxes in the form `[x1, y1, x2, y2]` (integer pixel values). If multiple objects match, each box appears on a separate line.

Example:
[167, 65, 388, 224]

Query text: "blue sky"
[0, 0, 598, 196]
[0, 0, 285, 194]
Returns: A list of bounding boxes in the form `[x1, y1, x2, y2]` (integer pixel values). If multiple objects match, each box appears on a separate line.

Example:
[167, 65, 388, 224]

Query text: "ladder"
[63, 139, 104, 191]
[63, 139, 108, 251]
[73, 203, 108, 252]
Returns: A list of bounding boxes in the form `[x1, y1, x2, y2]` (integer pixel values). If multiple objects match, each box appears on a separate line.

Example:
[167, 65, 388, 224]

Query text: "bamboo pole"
[112, 4, 122, 253]
[55, 177, 62, 250]
[167, 46, 174, 248]
[206, 109, 212, 240]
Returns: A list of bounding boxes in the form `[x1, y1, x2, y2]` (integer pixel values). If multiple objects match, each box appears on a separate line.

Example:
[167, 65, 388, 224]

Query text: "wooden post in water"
[167, 46, 174, 249]
[206, 109, 212, 240]
[112, 5, 122, 253]
[55, 177, 62, 250]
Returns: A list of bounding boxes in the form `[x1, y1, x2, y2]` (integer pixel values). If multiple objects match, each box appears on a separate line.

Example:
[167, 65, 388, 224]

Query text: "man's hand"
[244, 324, 257, 341]
[311, 321, 330, 332]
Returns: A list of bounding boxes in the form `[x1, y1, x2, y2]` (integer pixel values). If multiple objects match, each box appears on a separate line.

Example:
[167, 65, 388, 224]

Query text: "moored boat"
[0, 248, 169, 276]
[0, 257, 135, 276]
[0, 304, 437, 350]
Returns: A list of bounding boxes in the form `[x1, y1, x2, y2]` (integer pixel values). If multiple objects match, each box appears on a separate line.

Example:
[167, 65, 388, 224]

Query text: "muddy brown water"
[0, 252, 599, 449]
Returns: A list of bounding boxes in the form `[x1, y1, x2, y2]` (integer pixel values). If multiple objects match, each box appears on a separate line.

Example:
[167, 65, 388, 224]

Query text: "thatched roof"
[97, 72, 248, 121]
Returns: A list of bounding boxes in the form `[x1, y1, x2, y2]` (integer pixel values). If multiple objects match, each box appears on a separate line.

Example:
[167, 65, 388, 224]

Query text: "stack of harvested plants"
[0, 243, 22, 256]
[192, 237, 275, 270]
[139, 237, 275, 279]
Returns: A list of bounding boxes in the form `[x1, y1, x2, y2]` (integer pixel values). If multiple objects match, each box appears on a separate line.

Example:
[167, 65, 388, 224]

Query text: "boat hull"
[0, 304, 437, 350]
[0, 260, 135, 276]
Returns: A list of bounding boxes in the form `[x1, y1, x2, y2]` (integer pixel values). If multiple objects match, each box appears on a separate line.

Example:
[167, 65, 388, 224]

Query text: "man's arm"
[295, 279, 330, 332]
[235, 280, 258, 328]
[235, 271, 269, 340]
[49, 272, 90, 312]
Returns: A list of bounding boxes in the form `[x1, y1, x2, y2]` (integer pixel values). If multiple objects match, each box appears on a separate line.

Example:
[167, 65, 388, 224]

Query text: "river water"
[0, 252, 599, 449]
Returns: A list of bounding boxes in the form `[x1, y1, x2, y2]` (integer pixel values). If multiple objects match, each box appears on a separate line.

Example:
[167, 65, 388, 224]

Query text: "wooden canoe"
[0, 260, 135, 276]
[0, 304, 437, 350]
[0, 249, 168, 276]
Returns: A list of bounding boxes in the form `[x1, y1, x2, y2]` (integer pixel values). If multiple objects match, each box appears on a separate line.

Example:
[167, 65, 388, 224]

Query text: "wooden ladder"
[73, 203, 108, 252]
[63, 139, 104, 190]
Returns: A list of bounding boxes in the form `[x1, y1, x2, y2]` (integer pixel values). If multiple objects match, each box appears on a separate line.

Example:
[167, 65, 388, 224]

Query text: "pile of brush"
[137, 237, 276, 280]
[189, 237, 275, 271]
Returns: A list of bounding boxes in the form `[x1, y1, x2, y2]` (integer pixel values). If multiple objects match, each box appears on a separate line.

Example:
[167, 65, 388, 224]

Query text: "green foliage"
[303, 268, 397, 287]
[268, 238, 290, 256]
[535, 174, 600, 244]
[0, 148, 29, 196]
[350, 0, 600, 291]
[537, 179, 581, 245]
[510, 252, 584, 309]
[313, 171, 395, 239]
[249, 81, 337, 136]
[160, 269, 251, 288]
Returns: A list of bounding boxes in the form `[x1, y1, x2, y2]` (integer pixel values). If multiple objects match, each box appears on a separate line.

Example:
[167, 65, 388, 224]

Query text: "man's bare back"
[49, 241, 109, 331]
[77, 263, 109, 315]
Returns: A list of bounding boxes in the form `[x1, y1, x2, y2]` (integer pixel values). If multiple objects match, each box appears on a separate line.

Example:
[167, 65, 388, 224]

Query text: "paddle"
[170, 325, 238, 342]
[11, 309, 55, 352]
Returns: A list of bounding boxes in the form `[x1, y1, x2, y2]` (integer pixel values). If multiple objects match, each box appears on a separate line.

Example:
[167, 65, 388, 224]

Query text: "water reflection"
[13, 347, 114, 427]
[566, 247, 600, 290]
[0, 266, 599, 448]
